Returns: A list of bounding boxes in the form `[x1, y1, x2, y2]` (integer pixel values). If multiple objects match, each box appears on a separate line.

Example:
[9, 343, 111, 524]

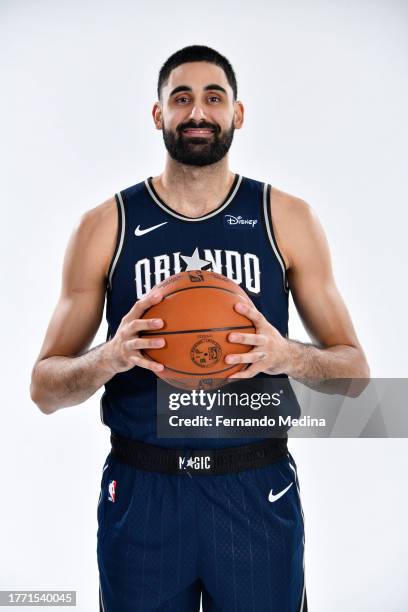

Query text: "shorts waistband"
[110, 432, 288, 475]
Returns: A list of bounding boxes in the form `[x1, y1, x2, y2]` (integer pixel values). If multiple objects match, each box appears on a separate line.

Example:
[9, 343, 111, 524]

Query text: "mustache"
[177, 121, 221, 135]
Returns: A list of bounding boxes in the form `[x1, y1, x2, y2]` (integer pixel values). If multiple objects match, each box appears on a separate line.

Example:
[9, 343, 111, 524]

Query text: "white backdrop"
[1, 0, 408, 610]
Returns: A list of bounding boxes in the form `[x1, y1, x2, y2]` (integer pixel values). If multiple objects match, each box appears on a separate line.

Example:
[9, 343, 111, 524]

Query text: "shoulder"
[66, 196, 118, 281]
[269, 186, 322, 270]
[78, 195, 117, 234]
[270, 186, 315, 225]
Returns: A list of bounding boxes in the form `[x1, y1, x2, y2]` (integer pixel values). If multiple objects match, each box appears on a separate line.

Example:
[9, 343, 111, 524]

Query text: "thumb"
[124, 290, 164, 321]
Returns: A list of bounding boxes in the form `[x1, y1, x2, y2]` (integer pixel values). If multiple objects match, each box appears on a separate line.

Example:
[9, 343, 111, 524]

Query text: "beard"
[162, 119, 235, 167]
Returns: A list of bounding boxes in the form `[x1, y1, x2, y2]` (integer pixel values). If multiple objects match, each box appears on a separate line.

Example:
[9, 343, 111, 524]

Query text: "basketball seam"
[140, 325, 255, 337]
[156, 284, 249, 300]
[141, 353, 245, 376]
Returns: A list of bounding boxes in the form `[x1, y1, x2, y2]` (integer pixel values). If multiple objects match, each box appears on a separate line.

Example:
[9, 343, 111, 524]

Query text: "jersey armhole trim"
[107, 192, 126, 291]
[262, 183, 289, 293]
[100, 392, 107, 426]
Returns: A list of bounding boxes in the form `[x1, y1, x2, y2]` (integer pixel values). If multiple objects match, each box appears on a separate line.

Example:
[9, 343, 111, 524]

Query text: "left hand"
[225, 301, 290, 379]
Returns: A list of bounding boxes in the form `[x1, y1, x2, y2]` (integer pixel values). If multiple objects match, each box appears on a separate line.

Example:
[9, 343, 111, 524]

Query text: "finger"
[234, 301, 264, 326]
[124, 290, 164, 321]
[129, 354, 164, 373]
[128, 318, 164, 333]
[225, 351, 267, 365]
[228, 332, 266, 346]
[126, 338, 165, 351]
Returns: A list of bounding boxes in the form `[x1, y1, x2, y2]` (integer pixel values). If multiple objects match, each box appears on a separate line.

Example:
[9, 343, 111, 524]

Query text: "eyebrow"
[169, 84, 228, 97]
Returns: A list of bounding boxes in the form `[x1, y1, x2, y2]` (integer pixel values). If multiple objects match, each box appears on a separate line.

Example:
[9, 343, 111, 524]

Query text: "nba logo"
[188, 271, 204, 282]
[108, 480, 117, 503]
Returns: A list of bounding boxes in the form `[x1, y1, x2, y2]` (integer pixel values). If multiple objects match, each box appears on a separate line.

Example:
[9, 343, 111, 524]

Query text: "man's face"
[154, 62, 243, 167]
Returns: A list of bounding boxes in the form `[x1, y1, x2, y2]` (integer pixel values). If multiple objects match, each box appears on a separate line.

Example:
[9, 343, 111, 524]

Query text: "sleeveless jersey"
[100, 174, 290, 449]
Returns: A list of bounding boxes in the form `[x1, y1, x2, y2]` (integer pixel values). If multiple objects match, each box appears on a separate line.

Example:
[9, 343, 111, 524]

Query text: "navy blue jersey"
[100, 174, 290, 448]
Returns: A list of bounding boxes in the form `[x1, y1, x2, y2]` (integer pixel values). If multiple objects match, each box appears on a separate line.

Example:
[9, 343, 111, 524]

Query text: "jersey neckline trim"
[144, 173, 243, 222]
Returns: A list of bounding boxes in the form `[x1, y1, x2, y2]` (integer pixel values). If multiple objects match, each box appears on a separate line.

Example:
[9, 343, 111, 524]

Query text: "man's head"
[153, 45, 244, 167]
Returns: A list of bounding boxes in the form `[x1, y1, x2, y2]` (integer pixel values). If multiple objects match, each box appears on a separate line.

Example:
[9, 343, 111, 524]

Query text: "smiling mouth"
[182, 128, 214, 137]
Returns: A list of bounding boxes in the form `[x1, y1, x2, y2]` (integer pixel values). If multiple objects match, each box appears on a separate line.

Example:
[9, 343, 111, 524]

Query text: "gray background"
[1, 0, 407, 610]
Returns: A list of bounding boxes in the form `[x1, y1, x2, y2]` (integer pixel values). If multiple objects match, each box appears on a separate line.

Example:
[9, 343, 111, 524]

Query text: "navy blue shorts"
[97, 449, 307, 611]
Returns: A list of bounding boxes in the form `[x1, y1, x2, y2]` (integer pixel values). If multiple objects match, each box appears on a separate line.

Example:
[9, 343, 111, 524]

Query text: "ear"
[152, 102, 162, 130]
[233, 100, 244, 130]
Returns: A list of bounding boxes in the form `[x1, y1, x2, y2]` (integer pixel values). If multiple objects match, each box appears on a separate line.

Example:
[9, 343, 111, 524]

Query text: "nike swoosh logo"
[135, 222, 168, 236]
[268, 482, 293, 502]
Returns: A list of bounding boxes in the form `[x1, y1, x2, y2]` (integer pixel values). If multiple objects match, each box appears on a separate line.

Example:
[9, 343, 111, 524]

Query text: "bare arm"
[226, 190, 370, 385]
[30, 198, 165, 415]
[276, 193, 370, 381]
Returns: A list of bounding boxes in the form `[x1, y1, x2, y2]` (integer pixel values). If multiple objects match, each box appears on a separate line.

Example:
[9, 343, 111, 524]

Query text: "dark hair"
[157, 45, 238, 100]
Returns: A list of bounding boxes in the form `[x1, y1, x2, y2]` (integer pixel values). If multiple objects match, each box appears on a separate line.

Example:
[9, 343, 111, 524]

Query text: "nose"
[188, 104, 207, 122]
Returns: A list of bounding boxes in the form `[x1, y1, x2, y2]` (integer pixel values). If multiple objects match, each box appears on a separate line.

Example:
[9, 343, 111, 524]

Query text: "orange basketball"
[140, 270, 256, 389]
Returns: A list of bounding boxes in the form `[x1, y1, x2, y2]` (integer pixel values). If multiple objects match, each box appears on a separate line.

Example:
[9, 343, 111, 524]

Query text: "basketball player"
[30, 45, 369, 611]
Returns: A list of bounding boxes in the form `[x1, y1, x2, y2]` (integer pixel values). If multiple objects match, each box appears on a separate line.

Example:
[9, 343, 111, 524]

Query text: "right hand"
[104, 290, 165, 375]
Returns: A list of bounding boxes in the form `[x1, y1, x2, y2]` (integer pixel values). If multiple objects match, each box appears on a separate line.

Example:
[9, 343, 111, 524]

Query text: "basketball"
[140, 270, 256, 389]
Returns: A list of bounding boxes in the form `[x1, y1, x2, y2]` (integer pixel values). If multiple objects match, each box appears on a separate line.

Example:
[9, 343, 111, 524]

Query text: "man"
[30, 45, 369, 611]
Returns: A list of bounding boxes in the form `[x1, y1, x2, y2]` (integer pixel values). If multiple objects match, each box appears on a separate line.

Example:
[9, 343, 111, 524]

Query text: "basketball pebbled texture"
[140, 270, 256, 389]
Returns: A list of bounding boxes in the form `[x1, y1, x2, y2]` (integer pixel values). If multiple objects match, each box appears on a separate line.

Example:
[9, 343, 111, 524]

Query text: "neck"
[152, 156, 236, 218]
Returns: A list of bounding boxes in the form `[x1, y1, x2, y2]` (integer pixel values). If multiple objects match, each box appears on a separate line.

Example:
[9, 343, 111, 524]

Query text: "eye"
[175, 96, 190, 104]
[208, 95, 221, 103]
